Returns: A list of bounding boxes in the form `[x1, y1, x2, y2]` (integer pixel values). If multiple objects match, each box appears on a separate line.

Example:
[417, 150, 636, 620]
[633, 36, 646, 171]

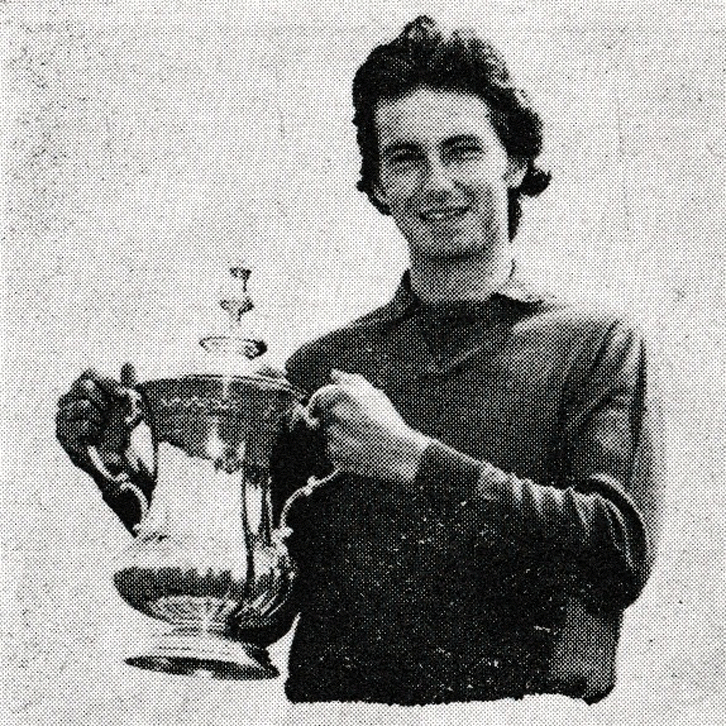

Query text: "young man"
[57, 17, 664, 706]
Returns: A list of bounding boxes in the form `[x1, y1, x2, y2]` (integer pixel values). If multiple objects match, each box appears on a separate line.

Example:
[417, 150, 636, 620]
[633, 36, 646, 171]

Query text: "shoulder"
[525, 295, 657, 396]
[284, 304, 391, 393]
[505, 285, 657, 387]
[504, 265, 646, 348]
[517, 287, 648, 354]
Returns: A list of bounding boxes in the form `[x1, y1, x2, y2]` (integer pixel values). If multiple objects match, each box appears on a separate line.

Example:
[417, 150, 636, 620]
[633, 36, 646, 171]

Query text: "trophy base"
[125, 629, 279, 680]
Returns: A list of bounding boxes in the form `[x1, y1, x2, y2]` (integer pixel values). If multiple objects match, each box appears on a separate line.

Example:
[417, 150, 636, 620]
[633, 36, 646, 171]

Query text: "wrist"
[392, 429, 432, 485]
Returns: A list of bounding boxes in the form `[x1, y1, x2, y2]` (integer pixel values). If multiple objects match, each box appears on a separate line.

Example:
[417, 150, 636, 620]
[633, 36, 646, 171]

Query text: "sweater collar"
[379, 263, 550, 323]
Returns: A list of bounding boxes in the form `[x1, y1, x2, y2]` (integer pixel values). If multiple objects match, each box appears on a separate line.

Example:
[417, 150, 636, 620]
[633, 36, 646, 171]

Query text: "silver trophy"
[84, 266, 331, 679]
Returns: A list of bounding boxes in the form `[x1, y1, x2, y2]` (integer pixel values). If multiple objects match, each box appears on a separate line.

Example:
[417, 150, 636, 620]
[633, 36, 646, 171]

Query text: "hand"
[251, 362, 288, 380]
[307, 369, 431, 484]
[55, 364, 142, 484]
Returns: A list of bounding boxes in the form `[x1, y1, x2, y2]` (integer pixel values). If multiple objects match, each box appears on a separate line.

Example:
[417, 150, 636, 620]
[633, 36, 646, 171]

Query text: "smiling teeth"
[421, 208, 467, 221]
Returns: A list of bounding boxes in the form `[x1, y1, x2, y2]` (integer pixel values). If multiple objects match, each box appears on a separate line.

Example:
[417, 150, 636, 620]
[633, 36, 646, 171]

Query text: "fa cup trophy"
[84, 266, 328, 679]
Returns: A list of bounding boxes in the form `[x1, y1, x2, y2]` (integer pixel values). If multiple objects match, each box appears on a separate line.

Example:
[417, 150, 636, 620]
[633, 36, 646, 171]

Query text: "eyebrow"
[443, 134, 483, 147]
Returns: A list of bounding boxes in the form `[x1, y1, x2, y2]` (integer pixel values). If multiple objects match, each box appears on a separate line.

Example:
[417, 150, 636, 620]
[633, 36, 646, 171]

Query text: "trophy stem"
[124, 627, 278, 680]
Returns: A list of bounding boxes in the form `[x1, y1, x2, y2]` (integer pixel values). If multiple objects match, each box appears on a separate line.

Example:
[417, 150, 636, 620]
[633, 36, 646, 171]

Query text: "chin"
[409, 234, 489, 262]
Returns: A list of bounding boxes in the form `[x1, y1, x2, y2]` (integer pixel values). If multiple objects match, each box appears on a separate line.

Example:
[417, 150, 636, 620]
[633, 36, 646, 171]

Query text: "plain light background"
[2, 1, 725, 724]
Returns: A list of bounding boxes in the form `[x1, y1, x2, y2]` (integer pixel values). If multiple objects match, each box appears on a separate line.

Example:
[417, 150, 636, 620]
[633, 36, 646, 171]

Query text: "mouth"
[419, 206, 470, 223]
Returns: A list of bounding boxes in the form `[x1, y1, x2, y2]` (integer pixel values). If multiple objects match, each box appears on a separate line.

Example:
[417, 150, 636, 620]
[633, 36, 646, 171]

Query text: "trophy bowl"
[111, 372, 303, 679]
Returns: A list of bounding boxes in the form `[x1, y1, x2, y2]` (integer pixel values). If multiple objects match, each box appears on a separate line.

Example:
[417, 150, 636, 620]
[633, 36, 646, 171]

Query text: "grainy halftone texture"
[2, 1, 724, 725]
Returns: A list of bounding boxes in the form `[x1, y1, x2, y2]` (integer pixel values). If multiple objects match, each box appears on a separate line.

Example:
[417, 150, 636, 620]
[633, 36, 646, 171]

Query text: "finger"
[56, 407, 102, 434]
[253, 363, 288, 380]
[120, 363, 137, 388]
[96, 374, 134, 403]
[56, 418, 104, 448]
[66, 377, 112, 411]
[57, 399, 105, 426]
[296, 401, 320, 430]
[307, 384, 349, 419]
[330, 369, 373, 390]
[325, 438, 344, 469]
[70, 370, 135, 412]
[289, 402, 315, 429]
[57, 388, 106, 412]
[69, 371, 124, 409]
[324, 431, 359, 471]
[79, 369, 132, 402]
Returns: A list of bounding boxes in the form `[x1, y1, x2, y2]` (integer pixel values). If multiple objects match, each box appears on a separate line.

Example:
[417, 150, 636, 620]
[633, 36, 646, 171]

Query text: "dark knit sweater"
[256, 270, 664, 705]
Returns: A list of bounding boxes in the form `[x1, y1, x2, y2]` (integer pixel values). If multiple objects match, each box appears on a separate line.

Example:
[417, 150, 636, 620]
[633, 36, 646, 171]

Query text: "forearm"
[412, 440, 649, 611]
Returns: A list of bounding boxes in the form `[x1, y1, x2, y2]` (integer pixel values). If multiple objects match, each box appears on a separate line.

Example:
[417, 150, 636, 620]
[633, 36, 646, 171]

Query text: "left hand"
[306, 369, 431, 484]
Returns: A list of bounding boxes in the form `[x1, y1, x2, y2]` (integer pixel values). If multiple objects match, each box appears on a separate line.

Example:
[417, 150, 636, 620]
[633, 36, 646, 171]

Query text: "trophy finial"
[220, 266, 254, 326]
[200, 265, 266, 360]
[229, 265, 252, 286]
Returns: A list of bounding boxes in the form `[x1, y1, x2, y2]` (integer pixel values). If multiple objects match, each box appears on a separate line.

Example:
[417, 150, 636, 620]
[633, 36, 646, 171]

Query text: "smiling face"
[373, 86, 526, 262]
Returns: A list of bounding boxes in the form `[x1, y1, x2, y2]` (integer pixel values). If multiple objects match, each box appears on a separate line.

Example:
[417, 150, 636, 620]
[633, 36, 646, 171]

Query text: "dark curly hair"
[352, 16, 551, 239]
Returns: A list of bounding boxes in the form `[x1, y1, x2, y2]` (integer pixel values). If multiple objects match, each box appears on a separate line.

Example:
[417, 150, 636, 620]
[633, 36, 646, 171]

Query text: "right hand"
[55, 364, 141, 485]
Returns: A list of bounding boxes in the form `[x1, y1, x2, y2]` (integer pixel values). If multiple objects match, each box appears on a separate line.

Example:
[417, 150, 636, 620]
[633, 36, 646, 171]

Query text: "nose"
[419, 155, 456, 198]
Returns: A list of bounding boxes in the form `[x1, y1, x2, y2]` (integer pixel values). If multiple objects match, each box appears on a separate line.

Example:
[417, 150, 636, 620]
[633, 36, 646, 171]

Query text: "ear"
[372, 179, 389, 209]
[504, 156, 528, 189]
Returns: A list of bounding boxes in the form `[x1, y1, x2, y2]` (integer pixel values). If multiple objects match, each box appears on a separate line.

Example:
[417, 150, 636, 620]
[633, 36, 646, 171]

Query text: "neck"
[409, 248, 514, 304]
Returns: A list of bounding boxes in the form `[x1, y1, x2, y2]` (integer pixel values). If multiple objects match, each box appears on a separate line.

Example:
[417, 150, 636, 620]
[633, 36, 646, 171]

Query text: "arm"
[411, 320, 665, 612]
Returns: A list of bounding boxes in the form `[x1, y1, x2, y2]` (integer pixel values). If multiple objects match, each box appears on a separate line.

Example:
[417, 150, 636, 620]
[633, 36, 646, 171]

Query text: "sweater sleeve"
[411, 320, 665, 613]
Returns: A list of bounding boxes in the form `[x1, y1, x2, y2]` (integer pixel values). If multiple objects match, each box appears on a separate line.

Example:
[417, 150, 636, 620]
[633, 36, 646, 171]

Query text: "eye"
[388, 150, 421, 167]
[448, 144, 482, 161]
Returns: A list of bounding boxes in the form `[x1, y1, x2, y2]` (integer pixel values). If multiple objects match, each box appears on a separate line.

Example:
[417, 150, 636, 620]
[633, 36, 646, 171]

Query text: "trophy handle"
[276, 468, 344, 539]
[85, 387, 152, 522]
[273, 400, 346, 537]
[87, 445, 132, 485]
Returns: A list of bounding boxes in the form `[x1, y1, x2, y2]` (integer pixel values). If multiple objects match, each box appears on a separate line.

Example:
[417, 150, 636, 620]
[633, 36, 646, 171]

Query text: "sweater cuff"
[412, 439, 510, 505]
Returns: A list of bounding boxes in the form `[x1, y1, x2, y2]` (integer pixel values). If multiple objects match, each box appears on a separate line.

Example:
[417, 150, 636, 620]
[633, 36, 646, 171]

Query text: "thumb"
[330, 369, 370, 389]
[253, 363, 288, 380]
[120, 362, 137, 388]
